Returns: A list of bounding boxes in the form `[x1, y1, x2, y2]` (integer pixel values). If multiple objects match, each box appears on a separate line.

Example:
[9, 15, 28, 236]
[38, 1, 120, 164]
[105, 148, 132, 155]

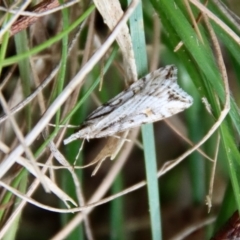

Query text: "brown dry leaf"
[91, 131, 129, 175]
[94, 0, 137, 83]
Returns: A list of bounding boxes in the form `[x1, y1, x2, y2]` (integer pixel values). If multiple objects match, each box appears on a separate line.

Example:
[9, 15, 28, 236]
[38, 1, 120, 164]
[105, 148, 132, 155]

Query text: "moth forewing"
[64, 65, 193, 145]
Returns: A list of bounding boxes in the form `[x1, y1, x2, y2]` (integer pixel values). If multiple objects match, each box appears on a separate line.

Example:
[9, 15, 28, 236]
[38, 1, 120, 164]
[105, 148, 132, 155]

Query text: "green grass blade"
[14, 31, 32, 130]
[0, 4, 95, 68]
[151, 0, 240, 213]
[129, 1, 162, 239]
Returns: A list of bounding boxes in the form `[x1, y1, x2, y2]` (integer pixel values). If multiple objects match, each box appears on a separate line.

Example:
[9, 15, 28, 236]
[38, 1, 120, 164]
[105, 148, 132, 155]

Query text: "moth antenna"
[48, 123, 80, 128]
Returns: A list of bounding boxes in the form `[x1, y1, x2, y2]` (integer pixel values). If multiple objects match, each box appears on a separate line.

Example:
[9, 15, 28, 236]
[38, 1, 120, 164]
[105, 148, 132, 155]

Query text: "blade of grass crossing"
[2, 173, 28, 240]
[128, 1, 162, 239]
[0, 16, 11, 75]
[52, 1, 69, 126]
[110, 174, 124, 240]
[14, 31, 32, 130]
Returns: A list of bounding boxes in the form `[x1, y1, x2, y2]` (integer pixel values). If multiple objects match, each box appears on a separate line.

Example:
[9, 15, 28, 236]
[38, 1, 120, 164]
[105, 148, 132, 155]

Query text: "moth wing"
[64, 72, 148, 144]
[93, 68, 193, 137]
[82, 76, 148, 123]
[63, 65, 193, 144]
[84, 65, 174, 122]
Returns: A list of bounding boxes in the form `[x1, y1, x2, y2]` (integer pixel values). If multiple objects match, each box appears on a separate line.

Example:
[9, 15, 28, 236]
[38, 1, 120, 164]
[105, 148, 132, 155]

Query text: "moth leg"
[110, 131, 130, 160]
[74, 139, 85, 164]
[111, 134, 131, 142]
[91, 159, 105, 176]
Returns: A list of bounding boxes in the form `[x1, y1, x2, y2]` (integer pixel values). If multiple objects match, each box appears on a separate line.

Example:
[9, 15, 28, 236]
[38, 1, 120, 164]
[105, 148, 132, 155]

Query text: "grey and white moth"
[64, 65, 193, 145]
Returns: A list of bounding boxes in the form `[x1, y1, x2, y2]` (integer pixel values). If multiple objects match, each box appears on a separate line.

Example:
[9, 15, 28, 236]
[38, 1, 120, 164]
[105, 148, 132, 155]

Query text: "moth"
[64, 65, 193, 145]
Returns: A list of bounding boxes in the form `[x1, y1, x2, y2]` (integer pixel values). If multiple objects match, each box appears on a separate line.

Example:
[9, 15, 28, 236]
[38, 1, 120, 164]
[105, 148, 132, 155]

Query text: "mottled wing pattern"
[83, 67, 158, 122]
[64, 65, 193, 144]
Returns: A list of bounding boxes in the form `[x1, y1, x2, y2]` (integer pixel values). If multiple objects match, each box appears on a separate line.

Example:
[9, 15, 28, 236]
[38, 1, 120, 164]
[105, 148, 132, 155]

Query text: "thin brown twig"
[0, 0, 31, 40]
[184, 0, 203, 43]
[165, 119, 214, 162]
[0, 0, 79, 17]
[10, 0, 60, 37]
[174, 0, 208, 52]
[189, 0, 240, 45]
[202, 7, 228, 214]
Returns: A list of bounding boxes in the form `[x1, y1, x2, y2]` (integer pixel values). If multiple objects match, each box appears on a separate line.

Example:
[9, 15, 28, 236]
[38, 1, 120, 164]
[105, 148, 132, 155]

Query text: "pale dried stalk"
[189, 0, 240, 45]
[94, 0, 138, 82]
[169, 216, 216, 240]
[0, 0, 139, 196]
[0, 143, 76, 238]
[203, 11, 225, 214]
[46, 138, 94, 240]
[206, 134, 220, 213]
[0, 92, 49, 191]
[212, 0, 240, 30]
[51, 128, 140, 239]
[0, 130, 139, 214]
[165, 119, 214, 162]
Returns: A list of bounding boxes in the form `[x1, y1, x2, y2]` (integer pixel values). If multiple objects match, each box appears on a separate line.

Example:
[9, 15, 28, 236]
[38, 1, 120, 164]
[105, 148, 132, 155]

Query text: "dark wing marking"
[64, 65, 193, 143]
